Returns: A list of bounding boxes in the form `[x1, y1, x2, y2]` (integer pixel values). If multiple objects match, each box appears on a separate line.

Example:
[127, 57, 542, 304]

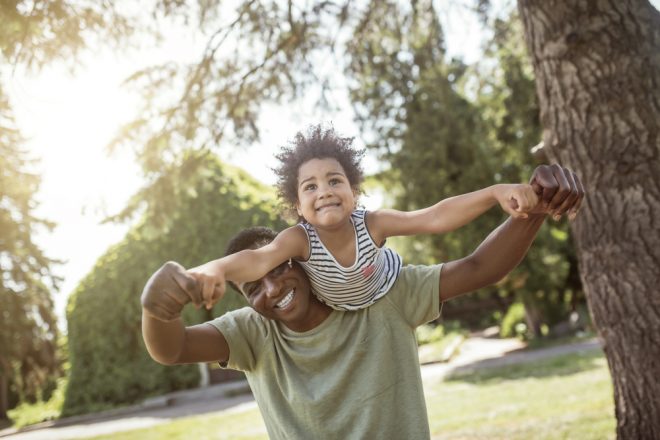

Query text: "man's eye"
[244, 283, 260, 297]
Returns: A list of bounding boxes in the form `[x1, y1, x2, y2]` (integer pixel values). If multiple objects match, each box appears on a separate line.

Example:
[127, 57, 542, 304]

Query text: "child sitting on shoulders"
[188, 125, 538, 311]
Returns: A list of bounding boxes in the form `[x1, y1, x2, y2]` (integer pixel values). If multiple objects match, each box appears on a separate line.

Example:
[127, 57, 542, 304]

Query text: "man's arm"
[142, 314, 229, 365]
[439, 214, 545, 301]
[141, 262, 230, 365]
[367, 184, 537, 244]
[439, 164, 584, 301]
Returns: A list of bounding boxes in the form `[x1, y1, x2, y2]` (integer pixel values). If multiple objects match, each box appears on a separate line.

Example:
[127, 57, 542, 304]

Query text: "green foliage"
[7, 376, 66, 428]
[346, 0, 496, 266]
[416, 321, 466, 364]
[0, 0, 145, 419]
[344, 1, 509, 326]
[475, 11, 583, 336]
[0, 1, 135, 70]
[107, 0, 348, 174]
[499, 302, 528, 339]
[0, 89, 61, 417]
[416, 321, 465, 346]
[345, 7, 583, 334]
[63, 152, 286, 416]
[415, 324, 446, 346]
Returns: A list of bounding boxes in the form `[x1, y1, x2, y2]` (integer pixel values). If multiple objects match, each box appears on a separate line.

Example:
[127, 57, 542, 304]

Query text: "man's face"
[237, 260, 317, 331]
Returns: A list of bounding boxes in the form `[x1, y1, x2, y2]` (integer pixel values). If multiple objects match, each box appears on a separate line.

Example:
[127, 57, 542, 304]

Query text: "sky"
[6, 1, 511, 329]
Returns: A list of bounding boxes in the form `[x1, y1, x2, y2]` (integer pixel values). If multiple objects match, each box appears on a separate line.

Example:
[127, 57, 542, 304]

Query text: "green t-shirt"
[209, 264, 442, 440]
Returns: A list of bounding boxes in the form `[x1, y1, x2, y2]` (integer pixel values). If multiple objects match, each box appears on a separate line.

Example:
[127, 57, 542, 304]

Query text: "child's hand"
[141, 261, 203, 321]
[494, 184, 539, 219]
[186, 265, 227, 310]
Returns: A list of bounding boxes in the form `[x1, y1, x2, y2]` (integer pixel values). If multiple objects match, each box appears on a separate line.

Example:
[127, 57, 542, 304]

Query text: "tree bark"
[0, 373, 7, 420]
[517, 1, 660, 438]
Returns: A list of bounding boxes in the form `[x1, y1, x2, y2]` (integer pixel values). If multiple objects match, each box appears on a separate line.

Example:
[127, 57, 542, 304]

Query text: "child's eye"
[304, 184, 316, 191]
[329, 178, 341, 186]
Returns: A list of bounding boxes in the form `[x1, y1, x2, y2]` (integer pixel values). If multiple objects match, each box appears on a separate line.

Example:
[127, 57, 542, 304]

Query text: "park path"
[0, 336, 601, 440]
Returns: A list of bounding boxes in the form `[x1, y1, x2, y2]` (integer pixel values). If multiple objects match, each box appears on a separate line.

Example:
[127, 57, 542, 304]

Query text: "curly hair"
[273, 125, 365, 217]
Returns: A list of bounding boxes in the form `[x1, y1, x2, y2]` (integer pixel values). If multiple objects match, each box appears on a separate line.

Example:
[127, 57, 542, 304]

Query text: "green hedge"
[63, 155, 286, 416]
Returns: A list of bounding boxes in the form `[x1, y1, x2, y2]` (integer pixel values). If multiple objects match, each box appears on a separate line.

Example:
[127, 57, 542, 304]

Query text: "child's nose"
[318, 184, 333, 197]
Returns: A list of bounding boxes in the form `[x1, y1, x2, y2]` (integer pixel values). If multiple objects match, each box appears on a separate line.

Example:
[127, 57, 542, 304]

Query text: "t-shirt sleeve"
[384, 264, 442, 327]
[207, 307, 270, 372]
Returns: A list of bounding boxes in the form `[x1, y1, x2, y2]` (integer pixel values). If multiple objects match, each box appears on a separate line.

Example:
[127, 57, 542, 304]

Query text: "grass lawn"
[83, 350, 614, 440]
[427, 350, 615, 439]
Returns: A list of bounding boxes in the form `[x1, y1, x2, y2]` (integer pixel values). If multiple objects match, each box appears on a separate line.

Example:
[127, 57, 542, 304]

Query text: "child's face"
[295, 157, 357, 229]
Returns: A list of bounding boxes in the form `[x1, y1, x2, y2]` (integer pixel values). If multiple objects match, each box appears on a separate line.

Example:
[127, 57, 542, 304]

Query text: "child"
[189, 125, 538, 311]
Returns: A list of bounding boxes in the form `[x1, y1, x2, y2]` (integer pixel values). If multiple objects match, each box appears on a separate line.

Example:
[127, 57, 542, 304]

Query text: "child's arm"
[368, 184, 539, 243]
[187, 226, 308, 309]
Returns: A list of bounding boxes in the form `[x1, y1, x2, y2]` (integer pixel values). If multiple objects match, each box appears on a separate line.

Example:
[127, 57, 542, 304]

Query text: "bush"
[63, 156, 287, 416]
[8, 377, 66, 428]
[416, 321, 464, 346]
[416, 324, 445, 346]
[500, 302, 529, 340]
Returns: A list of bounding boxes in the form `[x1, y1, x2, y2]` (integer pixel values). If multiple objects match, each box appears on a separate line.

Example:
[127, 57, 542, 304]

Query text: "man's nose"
[262, 276, 282, 298]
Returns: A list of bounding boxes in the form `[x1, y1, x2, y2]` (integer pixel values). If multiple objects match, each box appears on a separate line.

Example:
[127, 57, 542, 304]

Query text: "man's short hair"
[224, 227, 278, 293]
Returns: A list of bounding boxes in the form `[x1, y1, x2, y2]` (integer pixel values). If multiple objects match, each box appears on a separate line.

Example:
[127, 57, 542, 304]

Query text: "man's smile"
[274, 289, 295, 309]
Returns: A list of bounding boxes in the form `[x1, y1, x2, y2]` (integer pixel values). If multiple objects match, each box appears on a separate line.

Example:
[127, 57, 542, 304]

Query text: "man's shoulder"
[210, 306, 274, 339]
[394, 264, 443, 288]
[378, 264, 442, 326]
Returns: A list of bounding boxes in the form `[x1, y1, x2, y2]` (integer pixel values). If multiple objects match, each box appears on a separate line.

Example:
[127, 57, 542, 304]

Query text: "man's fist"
[529, 164, 585, 220]
[141, 261, 202, 321]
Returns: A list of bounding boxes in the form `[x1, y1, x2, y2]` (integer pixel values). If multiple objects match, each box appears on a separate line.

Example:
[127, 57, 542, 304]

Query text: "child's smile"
[316, 202, 341, 212]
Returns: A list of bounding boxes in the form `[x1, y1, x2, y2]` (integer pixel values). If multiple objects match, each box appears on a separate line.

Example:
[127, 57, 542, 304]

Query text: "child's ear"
[296, 202, 303, 217]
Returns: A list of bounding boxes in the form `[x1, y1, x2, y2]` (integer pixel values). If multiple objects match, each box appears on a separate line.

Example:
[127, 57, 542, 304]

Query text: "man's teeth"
[275, 290, 294, 309]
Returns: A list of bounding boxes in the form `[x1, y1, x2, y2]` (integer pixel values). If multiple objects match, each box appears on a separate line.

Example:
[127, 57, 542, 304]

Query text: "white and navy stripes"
[297, 210, 402, 311]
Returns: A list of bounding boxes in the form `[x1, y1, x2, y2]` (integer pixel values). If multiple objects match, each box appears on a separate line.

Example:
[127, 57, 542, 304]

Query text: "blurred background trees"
[7, 0, 658, 433]
[0, 0, 135, 419]
[0, 93, 60, 420]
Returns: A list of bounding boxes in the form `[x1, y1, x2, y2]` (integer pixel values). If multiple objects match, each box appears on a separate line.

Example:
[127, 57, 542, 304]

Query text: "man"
[141, 164, 584, 439]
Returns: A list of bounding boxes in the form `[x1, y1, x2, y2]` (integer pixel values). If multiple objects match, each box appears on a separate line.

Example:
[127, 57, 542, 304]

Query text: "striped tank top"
[297, 209, 403, 311]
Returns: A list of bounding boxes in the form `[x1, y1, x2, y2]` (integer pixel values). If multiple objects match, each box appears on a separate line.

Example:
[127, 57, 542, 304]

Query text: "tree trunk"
[0, 373, 7, 420]
[517, 1, 660, 438]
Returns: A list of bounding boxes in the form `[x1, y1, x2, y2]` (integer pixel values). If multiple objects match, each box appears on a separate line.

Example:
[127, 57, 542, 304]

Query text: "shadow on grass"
[445, 349, 606, 384]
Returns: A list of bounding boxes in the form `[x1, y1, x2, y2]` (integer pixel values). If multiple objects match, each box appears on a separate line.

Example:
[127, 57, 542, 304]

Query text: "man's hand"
[529, 164, 585, 220]
[439, 164, 585, 302]
[141, 261, 202, 322]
